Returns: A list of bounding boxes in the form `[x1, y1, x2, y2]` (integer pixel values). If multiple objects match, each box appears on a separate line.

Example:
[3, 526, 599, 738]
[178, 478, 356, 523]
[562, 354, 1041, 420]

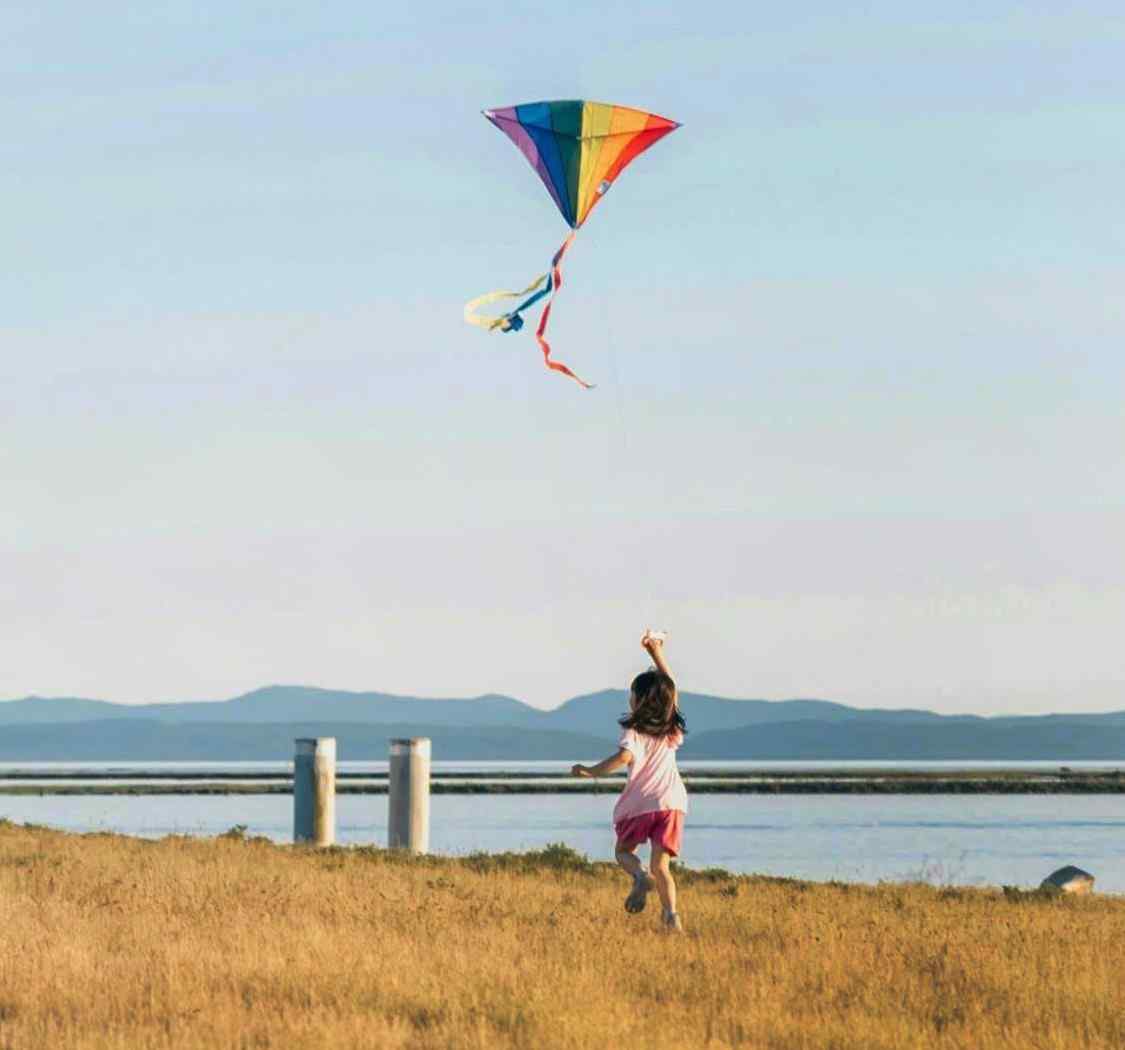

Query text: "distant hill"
[682, 718, 1125, 760]
[0, 721, 606, 762]
[0, 687, 544, 729]
[0, 685, 1122, 760]
[0, 685, 950, 735]
[545, 690, 948, 736]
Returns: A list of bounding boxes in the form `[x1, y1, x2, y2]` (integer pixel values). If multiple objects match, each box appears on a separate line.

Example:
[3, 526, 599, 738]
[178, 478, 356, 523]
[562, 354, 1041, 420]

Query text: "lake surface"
[4, 760, 1122, 775]
[4, 789, 1123, 893]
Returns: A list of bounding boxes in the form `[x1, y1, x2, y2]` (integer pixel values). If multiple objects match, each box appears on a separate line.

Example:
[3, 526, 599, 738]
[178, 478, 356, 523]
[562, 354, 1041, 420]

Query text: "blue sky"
[3, 2, 1124, 711]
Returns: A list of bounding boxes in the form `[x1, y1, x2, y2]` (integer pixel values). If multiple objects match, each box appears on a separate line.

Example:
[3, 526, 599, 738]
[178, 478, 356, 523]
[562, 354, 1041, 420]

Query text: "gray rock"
[1040, 865, 1095, 895]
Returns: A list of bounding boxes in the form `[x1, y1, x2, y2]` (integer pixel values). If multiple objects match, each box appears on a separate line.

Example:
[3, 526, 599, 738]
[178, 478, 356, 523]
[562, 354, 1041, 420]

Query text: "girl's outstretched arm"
[571, 749, 631, 778]
[643, 631, 672, 679]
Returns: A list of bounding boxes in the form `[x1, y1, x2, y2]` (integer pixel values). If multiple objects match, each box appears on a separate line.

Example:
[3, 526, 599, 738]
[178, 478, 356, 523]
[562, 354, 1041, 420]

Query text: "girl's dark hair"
[618, 670, 686, 738]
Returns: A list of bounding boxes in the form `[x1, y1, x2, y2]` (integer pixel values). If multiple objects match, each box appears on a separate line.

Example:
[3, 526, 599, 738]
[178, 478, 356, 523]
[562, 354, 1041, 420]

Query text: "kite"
[464, 100, 679, 388]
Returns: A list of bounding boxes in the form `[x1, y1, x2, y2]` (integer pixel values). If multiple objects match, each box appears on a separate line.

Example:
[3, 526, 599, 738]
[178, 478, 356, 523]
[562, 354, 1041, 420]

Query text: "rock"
[1040, 866, 1095, 895]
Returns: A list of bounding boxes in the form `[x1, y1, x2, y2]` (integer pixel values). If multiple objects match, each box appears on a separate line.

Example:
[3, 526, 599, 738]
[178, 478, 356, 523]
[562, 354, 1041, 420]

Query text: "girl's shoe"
[624, 872, 656, 913]
[662, 910, 684, 933]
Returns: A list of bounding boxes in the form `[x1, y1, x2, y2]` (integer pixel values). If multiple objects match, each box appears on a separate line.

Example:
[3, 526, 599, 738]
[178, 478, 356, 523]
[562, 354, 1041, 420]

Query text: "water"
[4, 760, 1121, 775]
[3, 785, 1123, 892]
[2, 758, 1120, 787]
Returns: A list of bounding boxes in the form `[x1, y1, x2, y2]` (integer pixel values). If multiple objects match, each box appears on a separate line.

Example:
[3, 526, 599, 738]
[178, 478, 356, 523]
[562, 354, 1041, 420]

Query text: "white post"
[293, 737, 336, 847]
[388, 737, 430, 852]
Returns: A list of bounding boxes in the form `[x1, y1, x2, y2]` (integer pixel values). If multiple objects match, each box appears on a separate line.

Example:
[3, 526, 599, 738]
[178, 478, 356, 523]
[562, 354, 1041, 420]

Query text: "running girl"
[571, 631, 687, 932]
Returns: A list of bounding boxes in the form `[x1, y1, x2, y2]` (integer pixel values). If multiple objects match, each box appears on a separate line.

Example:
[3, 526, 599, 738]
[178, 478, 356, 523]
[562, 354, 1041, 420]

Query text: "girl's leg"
[616, 840, 655, 913]
[614, 840, 645, 881]
[650, 842, 679, 923]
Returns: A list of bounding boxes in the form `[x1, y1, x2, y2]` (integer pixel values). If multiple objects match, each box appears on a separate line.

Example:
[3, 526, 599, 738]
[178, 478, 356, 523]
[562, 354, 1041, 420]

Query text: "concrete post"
[388, 737, 430, 852]
[293, 737, 336, 847]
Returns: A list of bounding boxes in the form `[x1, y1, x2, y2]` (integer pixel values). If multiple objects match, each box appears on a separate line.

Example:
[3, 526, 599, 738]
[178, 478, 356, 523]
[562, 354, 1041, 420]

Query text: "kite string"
[601, 278, 661, 632]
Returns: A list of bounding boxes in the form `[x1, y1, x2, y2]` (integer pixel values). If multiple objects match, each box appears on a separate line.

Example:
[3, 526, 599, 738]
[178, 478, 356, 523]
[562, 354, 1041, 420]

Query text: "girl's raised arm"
[642, 631, 672, 680]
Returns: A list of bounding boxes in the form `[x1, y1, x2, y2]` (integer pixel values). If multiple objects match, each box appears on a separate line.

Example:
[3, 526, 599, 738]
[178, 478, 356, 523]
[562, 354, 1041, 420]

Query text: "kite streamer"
[463, 272, 550, 333]
[465, 100, 679, 387]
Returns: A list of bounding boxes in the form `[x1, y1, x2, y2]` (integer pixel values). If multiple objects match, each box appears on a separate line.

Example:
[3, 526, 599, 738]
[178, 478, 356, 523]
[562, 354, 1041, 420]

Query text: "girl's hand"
[571, 764, 591, 778]
[641, 630, 666, 653]
[641, 629, 673, 679]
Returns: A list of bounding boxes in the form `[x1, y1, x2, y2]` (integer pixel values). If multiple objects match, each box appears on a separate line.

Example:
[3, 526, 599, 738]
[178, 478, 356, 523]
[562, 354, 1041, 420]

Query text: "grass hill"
[1, 820, 1122, 1049]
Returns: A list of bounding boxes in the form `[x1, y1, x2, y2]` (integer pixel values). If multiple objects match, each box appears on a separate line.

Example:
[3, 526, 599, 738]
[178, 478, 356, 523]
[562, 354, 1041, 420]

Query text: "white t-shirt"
[612, 727, 688, 822]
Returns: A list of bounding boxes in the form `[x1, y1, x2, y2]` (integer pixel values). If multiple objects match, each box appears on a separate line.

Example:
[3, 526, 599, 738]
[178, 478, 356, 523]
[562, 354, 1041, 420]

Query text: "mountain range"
[0, 685, 1123, 760]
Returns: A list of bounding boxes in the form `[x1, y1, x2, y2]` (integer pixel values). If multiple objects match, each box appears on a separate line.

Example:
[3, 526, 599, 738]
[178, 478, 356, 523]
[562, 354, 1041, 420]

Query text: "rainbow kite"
[464, 100, 679, 388]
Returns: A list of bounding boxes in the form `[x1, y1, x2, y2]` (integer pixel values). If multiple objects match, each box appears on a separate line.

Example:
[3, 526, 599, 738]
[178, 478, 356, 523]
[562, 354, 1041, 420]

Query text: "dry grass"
[1, 819, 1122, 1049]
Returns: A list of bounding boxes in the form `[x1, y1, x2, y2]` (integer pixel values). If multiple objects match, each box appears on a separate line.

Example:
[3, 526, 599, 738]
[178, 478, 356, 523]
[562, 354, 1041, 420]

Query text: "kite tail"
[534, 232, 593, 390]
[463, 272, 551, 333]
[463, 231, 593, 389]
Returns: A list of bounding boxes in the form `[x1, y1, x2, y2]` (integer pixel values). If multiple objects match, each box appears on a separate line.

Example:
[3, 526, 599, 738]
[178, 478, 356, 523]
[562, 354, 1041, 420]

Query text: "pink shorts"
[614, 809, 684, 857]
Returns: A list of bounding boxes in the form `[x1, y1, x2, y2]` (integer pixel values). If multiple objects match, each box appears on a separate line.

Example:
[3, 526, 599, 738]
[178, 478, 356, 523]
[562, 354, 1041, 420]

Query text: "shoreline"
[1, 814, 1119, 890]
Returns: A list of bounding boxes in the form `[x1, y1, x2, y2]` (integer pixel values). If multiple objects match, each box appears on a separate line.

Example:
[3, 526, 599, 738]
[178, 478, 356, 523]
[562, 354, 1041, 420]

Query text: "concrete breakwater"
[2, 767, 1123, 795]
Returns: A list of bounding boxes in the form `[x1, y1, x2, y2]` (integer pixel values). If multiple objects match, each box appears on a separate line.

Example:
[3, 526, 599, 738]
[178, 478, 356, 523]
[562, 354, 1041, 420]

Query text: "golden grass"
[1, 820, 1122, 1050]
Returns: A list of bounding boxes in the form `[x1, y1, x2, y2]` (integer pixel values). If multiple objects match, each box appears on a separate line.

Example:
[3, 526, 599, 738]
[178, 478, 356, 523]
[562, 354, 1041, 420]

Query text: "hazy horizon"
[5, 3, 1123, 715]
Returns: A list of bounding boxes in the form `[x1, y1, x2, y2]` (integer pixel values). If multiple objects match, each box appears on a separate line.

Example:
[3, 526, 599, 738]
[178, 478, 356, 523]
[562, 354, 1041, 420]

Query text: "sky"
[3, 2, 1124, 713]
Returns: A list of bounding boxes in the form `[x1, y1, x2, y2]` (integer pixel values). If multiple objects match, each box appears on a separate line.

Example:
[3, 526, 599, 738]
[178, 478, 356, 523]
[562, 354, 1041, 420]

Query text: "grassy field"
[1, 820, 1122, 1049]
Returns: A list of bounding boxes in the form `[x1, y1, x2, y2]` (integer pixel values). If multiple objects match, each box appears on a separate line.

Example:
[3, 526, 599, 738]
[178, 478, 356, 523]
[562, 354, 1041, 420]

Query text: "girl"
[571, 631, 687, 932]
